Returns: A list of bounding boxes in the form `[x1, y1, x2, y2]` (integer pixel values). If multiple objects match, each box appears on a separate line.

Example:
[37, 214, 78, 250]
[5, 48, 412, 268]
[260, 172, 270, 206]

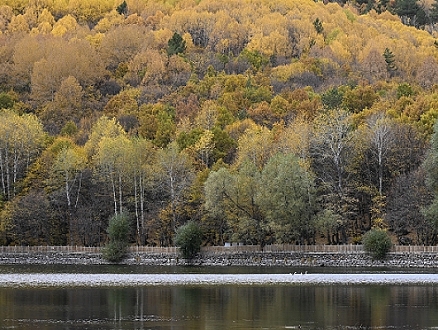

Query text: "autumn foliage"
[1, 0, 438, 247]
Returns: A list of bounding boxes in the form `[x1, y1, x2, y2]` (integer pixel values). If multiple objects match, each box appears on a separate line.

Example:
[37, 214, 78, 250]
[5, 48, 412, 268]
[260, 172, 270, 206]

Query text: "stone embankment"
[201, 252, 438, 268]
[1, 248, 438, 267]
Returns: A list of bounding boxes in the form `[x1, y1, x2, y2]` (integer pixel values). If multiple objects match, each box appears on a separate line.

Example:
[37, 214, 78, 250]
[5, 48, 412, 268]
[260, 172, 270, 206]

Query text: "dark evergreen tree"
[431, 0, 438, 23]
[383, 48, 397, 76]
[167, 32, 186, 56]
[313, 18, 324, 34]
[322, 87, 344, 110]
[377, 0, 390, 13]
[116, 1, 128, 16]
[394, 0, 420, 26]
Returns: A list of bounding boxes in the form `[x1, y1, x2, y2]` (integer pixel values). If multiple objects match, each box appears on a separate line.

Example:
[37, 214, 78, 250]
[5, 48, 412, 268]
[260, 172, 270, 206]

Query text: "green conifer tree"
[116, 1, 128, 15]
[167, 32, 186, 56]
[383, 48, 397, 77]
[313, 18, 324, 34]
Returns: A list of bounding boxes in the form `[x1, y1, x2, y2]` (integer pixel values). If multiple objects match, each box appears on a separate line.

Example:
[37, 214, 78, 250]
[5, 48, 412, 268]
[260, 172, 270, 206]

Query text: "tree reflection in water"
[0, 284, 438, 329]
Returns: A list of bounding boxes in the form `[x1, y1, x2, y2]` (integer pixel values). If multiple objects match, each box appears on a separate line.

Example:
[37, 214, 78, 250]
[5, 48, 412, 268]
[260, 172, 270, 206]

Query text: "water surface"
[1, 265, 438, 329]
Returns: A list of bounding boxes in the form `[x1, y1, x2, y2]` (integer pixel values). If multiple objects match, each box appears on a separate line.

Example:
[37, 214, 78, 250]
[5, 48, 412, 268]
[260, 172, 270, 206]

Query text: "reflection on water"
[1, 284, 438, 329]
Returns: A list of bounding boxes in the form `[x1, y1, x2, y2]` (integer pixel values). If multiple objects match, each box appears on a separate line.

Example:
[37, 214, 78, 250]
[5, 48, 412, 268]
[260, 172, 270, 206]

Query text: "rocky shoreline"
[1, 251, 438, 268]
[3, 273, 438, 288]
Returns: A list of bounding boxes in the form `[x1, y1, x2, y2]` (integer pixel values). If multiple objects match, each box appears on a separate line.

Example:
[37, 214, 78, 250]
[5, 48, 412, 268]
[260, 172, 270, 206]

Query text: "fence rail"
[1, 244, 438, 254]
[201, 244, 366, 254]
[0, 246, 179, 254]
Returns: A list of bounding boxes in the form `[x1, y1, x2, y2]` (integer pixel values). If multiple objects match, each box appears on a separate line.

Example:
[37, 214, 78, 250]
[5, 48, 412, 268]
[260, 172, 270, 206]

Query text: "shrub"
[102, 213, 130, 262]
[175, 221, 202, 260]
[362, 228, 392, 260]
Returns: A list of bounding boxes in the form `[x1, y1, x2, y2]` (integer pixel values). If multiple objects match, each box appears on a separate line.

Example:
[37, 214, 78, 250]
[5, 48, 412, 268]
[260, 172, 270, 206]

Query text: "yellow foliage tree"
[236, 125, 274, 170]
[51, 14, 78, 37]
[8, 14, 29, 33]
[94, 10, 125, 33]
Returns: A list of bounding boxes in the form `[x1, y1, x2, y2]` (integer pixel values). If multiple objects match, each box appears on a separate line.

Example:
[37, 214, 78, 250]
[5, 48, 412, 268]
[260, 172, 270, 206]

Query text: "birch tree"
[49, 143, 87, 244]
[129, 138, 155, 245]
[366, 112, 394, 196]
[95, 135, 132, 215]
[0, 110, 46, 201]
[156, 142, 194, 245]
[311, 108, 353, 196]
[310, 109, 354, 243]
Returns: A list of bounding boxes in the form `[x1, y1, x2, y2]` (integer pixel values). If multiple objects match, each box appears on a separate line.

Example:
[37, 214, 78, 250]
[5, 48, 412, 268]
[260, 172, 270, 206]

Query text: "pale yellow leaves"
[51, 14, 78, 37]
[188, 129, 215, 167]
[0, 5, 13, 32]
[94, 10, 125, 33]
[8, 14, 29, 33]
[271, 61, 307, 83]
[84, 116, 126, 159]
[246, 31, 289, 58]
[236, 125, 274, 170]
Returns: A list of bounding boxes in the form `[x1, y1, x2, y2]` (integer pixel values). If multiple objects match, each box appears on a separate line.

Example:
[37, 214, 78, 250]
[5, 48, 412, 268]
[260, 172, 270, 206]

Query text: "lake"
[1, 265, 438, 329]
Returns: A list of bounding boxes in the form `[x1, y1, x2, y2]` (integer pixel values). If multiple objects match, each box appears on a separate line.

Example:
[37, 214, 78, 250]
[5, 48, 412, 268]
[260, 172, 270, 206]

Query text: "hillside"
[1, 0, 438, 248]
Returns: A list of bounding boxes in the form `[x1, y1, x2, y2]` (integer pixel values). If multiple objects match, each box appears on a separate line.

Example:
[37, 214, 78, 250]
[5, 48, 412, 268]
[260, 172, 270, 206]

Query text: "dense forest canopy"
[1, 0, 438, 247]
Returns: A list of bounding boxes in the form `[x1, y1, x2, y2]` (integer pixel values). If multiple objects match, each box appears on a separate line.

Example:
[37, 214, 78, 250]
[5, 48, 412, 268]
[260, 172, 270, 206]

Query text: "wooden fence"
[201, 244, 438, 254]
[202, 244, 365, 254]
[0, 245, 178, 254]
[1, 244, 438, 254]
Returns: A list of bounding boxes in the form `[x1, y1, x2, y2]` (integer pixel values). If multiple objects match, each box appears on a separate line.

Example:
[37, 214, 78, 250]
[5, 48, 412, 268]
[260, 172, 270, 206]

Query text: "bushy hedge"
[362, 228, 392, 260]
[175, 221, 202, 260]
[102, 213, 130, 262]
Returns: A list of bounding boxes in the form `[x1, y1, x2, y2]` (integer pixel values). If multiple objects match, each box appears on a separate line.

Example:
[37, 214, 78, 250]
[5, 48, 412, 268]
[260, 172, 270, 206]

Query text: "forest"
[2, 0, 438, 247]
